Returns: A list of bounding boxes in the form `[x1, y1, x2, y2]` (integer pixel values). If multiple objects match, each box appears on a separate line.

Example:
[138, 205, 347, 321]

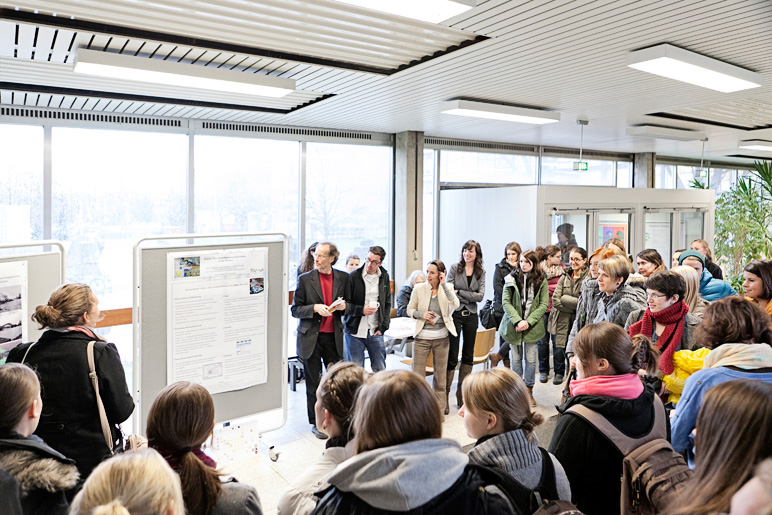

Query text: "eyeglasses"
[366, 258, 382, 266]
[314, 253, 330, 258]
[646, 292, 668, 300]
[569, 257, 584, 262]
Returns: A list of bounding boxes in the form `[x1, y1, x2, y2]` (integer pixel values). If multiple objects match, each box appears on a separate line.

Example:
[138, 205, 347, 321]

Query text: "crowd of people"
[1, 235, 771, 514]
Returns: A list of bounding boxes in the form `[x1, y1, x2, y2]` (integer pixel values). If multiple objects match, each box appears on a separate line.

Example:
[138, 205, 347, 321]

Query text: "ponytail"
[177, 451, 221, 515]
[630, 334, 660, 376]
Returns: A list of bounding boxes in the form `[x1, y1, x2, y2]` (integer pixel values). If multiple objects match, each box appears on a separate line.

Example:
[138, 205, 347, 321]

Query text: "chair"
[400, 348, 434, 375]
[472, 328, 496, 369]
[390, 308, 398, 318]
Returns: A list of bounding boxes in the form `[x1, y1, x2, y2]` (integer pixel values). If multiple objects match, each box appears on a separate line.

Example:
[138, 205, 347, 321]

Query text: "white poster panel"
[0, 261, 28, 362]
[167, 248, 268, 394]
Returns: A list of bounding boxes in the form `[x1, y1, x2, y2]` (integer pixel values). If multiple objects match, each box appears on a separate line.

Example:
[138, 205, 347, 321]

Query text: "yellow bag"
[662, 348, 711, 404]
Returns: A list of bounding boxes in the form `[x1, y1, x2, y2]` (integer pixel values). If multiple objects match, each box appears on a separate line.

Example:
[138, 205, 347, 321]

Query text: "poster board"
[0, 241, 65, 359]
[134, 233, 288, 435]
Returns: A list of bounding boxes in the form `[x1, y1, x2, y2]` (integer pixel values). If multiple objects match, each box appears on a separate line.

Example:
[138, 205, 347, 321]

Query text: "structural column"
[634, 152, 656, 188]
[394, 131, 423, 287]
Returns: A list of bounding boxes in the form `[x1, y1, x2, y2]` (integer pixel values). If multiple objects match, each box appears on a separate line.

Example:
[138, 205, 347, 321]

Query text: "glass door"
[644, 211, 673, 267]
[678, 210, 706, 250]
[596, 211, 633, 255]
[550, 213, 590, 264]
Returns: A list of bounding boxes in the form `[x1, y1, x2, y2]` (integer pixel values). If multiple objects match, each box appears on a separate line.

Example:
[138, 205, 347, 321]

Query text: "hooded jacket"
[310, 439, 513, 514]
[677, 250, 736, 302]
[548, 386, 664, 515]
[499, 277, 549, 345]
[592, 284, 647, 328]
[0, 431, 79, 515]
[493, 259, 518, 316]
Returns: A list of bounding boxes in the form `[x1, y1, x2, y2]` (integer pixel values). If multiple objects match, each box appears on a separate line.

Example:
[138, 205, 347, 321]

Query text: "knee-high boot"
[444, 369, 455, 415]
[455, 363, 473, 408]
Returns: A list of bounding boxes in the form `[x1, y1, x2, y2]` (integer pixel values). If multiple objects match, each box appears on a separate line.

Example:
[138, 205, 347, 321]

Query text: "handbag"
[87, 341, 145, 454]
[479, 299, 498, 330]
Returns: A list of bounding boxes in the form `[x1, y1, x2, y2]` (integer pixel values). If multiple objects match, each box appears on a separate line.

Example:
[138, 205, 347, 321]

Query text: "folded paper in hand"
[426, 312, 440, 325]
[327, 298, 345, 310]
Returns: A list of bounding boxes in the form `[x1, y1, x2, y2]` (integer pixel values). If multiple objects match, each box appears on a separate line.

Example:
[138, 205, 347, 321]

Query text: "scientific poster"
[0, 261, 28, 363]
[167, 248, 268, 394]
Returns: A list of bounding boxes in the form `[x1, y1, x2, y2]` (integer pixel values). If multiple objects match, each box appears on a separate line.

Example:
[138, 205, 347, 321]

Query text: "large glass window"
[541, 158, 616, 186]
[423, 149, 437, 262]
[679, 211, 705, 250]
[194, 135, 300, 278]
[550, 214, 589, 261]
[440, 150, 537, 184]
[0, 125, 44, 241]
[305, 143, 391, 271]
[51, 128, 188, 309]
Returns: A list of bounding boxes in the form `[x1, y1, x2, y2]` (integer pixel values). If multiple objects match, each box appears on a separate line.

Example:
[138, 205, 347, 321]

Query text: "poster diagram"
[167, 248, 268, 394]
[0, 261, 28, 363]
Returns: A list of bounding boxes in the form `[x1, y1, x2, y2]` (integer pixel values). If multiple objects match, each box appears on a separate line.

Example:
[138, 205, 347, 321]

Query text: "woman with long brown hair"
[311, 370, 513, 514]
[146, 382, 262, 515]
[446, 240, 486, 409]
[536, 245, 564, 384]
[6, 283, 134, 484]
[670, 380, 772, 515]
[670, 297, 772, 453]
[548, 322, 661, 515]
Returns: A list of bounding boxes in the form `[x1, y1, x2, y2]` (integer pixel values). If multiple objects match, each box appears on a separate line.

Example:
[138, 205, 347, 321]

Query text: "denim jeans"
[511, 341, 539, 387]
[344, 333, 386, 372]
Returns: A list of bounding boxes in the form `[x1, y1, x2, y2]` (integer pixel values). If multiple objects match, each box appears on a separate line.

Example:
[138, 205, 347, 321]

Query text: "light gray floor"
[219, 353, 566, 515]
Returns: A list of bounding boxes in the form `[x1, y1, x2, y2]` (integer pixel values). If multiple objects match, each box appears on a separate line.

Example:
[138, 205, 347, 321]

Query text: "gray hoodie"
[324, 439, 468, 511]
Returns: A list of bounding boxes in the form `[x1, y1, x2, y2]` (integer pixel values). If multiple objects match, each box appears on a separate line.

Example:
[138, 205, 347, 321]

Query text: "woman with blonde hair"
[461, 368, 571, 505]
[6, 283, 134, 483]
[671, 265, 709, 318]
[0, 363, 78, 514]
[146, 382, 262, 515]
[69, 449, 185, 515]
[311, 370, 514, 514]
[592, 254, 646, 327]
[671, 380, 772, 515]
[278, 362, 366, 515]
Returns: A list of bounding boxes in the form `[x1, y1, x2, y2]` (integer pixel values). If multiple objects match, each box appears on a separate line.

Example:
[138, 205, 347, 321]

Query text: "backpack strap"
[485, 449, 561, 515]
[566, 395, 667, 455]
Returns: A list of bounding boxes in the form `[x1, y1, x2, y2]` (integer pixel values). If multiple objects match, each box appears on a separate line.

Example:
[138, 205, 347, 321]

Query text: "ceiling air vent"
[626, 125, 706, 141]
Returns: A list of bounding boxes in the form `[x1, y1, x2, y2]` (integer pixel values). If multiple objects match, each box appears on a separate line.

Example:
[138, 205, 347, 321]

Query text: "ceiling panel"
[0, 0, 770, 163]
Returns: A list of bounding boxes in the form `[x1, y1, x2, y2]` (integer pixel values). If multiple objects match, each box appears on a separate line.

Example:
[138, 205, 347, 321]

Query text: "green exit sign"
[696, 169, 708, 177]
[573, 161, 588, 171]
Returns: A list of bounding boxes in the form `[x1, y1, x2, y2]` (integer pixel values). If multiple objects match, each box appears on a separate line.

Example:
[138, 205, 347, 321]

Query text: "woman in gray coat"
[549, 247, 589, 384]
[592, 255, 647, 328]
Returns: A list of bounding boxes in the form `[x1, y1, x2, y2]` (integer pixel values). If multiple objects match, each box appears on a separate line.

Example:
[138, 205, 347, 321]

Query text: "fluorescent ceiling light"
[440, 99, 560, 124]
[739, 140, 772, 152]
[73, 48, 295, 98]
[626, 44, 762, 93]
[333, 0, 476, 24]
[626, 125, 706, 142]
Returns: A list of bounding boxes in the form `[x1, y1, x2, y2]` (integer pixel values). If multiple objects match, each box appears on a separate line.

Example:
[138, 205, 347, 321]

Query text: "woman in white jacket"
[408, 259, 461, 415]
[277, 362, 366, 515]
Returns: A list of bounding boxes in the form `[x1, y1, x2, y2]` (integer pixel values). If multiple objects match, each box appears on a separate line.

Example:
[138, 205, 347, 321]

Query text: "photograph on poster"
[249, 277, 264, 295]
[0, 285, 22, 312]
[173, 256, 201, 278]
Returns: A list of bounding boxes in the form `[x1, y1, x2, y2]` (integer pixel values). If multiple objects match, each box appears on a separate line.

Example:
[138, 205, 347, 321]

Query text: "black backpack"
[494, 448, 582, 515]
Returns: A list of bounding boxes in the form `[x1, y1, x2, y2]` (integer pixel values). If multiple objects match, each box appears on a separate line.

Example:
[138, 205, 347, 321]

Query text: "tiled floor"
[218, 354, 566, 515]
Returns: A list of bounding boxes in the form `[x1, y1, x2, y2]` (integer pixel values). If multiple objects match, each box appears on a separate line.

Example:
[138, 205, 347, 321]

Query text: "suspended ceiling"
[1, 0, 771, 163]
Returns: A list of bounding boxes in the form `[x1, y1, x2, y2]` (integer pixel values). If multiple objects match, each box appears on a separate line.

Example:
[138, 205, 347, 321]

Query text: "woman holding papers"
[408, 260, 460, 416]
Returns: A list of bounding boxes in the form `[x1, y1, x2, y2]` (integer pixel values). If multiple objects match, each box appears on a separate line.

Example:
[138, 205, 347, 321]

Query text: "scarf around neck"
[703, 343, 772, 370]
[628, 301, 688, 375]
[569, 373, 644, 399]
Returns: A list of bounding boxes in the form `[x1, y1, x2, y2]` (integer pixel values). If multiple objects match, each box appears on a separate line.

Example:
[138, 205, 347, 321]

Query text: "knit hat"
[678, 250, 705, 266]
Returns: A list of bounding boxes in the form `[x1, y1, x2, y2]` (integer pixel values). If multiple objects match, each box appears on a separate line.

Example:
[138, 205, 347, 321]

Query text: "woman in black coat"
[489, 242, 521, 366]
[7, 284, 134, 485]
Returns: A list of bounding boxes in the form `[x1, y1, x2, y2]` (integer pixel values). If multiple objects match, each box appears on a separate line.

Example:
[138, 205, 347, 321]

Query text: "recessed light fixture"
[440, 99, 560, 124]
[333, 0, 477, 24]
[626, 125, 707, 142]
[738, 140, 772, 152]
[73, 48, 296, 98]
[626, 44, 762, 93]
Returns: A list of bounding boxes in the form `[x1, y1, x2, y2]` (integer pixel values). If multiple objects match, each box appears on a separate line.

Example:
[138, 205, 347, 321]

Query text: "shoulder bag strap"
[87, 341, 114, 451]
[20, 341, 36, 364]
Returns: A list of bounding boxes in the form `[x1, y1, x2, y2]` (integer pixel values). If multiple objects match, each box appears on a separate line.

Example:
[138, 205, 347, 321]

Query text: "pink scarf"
[569, 373, 643, 399]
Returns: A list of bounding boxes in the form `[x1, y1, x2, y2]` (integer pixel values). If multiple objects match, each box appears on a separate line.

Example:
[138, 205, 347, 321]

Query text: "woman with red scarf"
[625, 271, 700, 392]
